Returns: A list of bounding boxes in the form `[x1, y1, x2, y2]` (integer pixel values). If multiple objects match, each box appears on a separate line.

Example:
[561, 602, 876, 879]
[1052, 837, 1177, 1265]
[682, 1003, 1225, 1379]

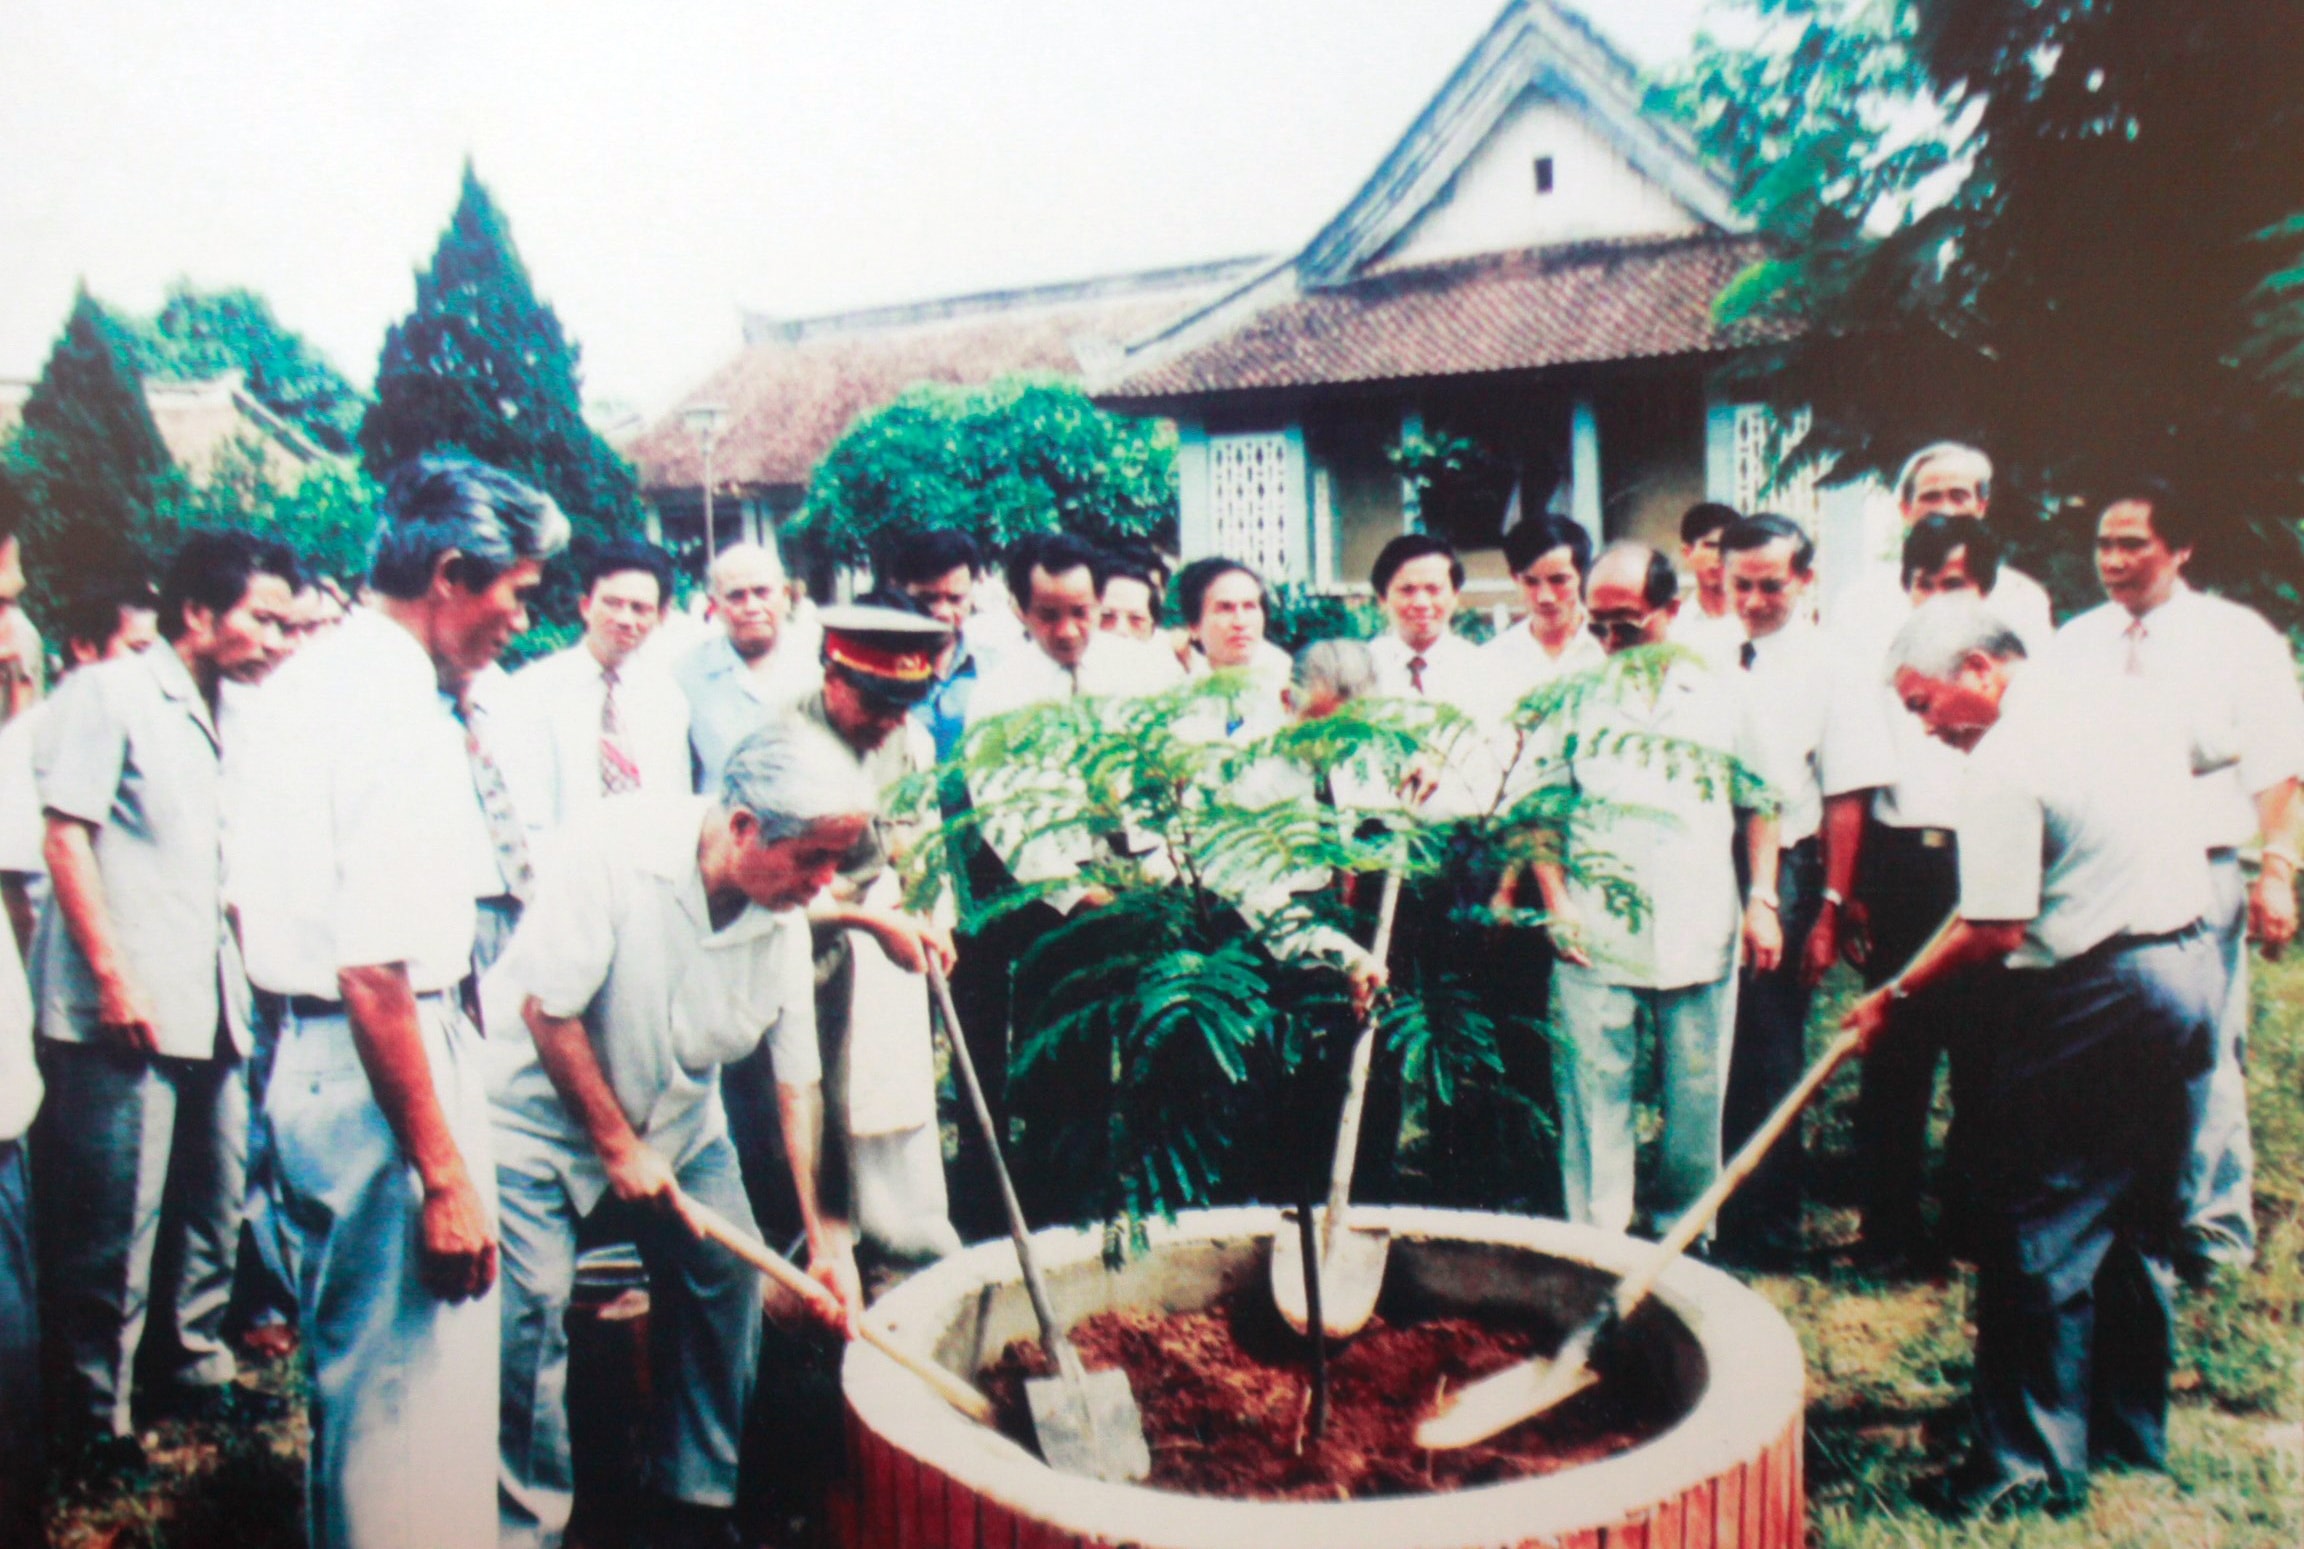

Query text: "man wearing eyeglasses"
[1513, 542, 1784, 1238]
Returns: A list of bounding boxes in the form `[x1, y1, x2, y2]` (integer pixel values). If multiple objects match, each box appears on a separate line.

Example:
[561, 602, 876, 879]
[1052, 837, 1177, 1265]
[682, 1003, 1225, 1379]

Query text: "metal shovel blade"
[1025, 1365, 1152, 1482]
[1270, 1216, 1391, 1340]
[1414, 1318, 1601, 1451]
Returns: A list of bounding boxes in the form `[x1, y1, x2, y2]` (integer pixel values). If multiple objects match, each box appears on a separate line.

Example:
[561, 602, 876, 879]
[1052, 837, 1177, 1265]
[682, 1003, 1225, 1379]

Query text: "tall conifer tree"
[8, 288, 178, 593]
[360, 164, 642, 546]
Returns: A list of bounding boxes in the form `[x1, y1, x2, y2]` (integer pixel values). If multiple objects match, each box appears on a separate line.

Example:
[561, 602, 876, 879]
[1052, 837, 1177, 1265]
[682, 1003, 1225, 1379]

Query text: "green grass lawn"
[1780, 954, 2304, 1548]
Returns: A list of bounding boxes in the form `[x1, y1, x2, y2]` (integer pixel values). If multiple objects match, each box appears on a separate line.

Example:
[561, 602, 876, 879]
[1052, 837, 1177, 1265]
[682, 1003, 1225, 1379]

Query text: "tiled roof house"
[1094, 0, 1848, 598]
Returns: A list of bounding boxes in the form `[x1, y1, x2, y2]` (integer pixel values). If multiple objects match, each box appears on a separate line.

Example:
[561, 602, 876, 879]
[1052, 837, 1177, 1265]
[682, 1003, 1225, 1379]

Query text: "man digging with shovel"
[480, 721, 873, 1549]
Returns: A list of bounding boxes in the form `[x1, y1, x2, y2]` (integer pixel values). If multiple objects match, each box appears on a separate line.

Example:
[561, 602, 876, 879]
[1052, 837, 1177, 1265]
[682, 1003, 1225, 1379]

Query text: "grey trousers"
[32, 1037, 247, 1436]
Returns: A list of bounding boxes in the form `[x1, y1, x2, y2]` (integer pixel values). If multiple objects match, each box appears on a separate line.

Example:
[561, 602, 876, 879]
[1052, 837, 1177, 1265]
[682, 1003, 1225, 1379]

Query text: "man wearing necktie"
[2050, 486, 2304, 1277]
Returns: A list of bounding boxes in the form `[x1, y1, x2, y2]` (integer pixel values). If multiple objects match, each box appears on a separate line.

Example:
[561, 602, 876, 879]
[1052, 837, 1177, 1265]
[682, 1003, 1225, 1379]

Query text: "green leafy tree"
[803, 376, 1178, 570]
[165, 435, 379, 585]
[360, 165, 644, 549]
[4, 289, 182, 616]
[120, 282, 366, 454]
[1659, 0, 2304, 613]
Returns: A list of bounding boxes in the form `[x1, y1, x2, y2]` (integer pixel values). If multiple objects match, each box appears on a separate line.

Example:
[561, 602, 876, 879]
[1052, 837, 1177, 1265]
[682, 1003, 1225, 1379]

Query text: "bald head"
[1585, 542, 1679, 654]
[709, 542, 788, 662]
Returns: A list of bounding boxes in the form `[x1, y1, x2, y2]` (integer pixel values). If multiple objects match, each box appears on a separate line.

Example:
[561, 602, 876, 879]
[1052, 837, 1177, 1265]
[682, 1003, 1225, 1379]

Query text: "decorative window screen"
[1208, 432, 1302, 580]
[1733, 405, 1822, 528]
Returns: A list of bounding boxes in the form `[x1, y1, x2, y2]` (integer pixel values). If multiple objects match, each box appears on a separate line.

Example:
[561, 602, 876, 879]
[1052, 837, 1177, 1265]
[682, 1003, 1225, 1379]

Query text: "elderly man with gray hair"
[232, 454, 571, 1549]
[1827, 441, 2054, 647]
[482, 720, 870, 1549]
[1841, 595, 2220, 1522]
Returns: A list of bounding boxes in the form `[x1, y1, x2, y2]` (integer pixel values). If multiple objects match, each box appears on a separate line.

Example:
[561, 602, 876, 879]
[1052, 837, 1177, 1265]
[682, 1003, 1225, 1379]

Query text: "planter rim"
[846, 1206, 1805, 1549]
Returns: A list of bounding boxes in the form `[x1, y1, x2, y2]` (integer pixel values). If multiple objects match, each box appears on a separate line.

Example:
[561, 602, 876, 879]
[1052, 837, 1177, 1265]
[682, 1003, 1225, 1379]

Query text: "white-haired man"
[233, 455, 571, 1549]
[485, 722, 868, 1549]
[675, 542, 813, 796]
[1828, 442, 2054, 647]
[1844, 596, 2220, 1521]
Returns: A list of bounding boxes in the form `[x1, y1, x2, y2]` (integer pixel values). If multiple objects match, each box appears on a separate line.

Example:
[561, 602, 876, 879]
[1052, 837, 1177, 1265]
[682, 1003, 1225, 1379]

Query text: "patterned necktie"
[2123, 618, 2148, 677]
[1739, 639, 1758, 671]
[1408, 654, 1428, 694]
[459, 701, 533, 903]
[601, 665, 642, 795]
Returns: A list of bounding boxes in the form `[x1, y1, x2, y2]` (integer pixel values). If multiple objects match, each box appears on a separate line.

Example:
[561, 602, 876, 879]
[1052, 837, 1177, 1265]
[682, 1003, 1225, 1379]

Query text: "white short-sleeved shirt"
[1833, 557, 2056, 652]
[1179, 641, 1292, 743]
[2052, 585, 2304, 852]
[497, 642, 692, 833]
[0, 703, 46, 878]
[674, 633, 818, 800]
[1478, 620, 1606, 723]
[1515, 658, 1783, 989]
[231, 610, 492, 998]
[1957, 669, 2211, 968]
[1738, 622, 1899, 845]
[0, 921, 36, 1143]
[1667, 604, 1745, 673]
[1367, 632, 1503, 816]
[482, 794, 820, 1212]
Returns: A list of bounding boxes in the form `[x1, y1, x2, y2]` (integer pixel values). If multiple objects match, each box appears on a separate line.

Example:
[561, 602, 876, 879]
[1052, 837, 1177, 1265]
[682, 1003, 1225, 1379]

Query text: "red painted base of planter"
[838, 1209, 1807, 1549]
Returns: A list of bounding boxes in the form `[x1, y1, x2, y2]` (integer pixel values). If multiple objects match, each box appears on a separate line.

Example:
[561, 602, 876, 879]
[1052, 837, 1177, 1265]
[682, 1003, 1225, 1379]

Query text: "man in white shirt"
[1845, 596, 2219, 1521]
[498, 540, 690, 835]
[1829, 442, 2055, 643]
[1712, 516, 1895, 1265]
[1667, 502, 1745, 670]
[485, 723, 868, 1549]
[1481, 515, 1605, 717]
[233, 456, 570, 1549]
[1096, 544, 1165, 643]
[1526, 542, 1784, 1237]
[962, 533, 1176, 1221]
[675, 543, 812, 796]
[31, 533, 297, 1462]
[1366, 534, 1483, 708]
[1844, 515, 2036, 1270]
[1175, 557, 1290, 739]
[2049, 486, 2304, 1276]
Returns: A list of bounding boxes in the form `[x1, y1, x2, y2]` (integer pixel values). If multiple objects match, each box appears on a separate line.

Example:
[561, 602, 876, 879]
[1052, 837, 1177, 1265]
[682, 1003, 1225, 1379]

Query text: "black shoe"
[143, 1381, 291, 1427]
[644, 1494, 744, 1549]
[1915, 1459, 2086, 1522]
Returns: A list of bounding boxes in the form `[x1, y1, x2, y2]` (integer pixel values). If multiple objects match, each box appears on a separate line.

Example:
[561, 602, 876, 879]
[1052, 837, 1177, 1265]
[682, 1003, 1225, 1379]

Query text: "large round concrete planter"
[840, 1207, 1805, 1549]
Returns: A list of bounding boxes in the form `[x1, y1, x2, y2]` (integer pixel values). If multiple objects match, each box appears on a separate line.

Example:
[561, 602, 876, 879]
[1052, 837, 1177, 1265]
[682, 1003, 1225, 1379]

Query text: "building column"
[1399, 408, 1424, 533]
[1279, 421, 1311, 583]
[1704, 390, 1740, 506]
[1570, 395, 1602, 544]
[1176, 421, 1212, 558]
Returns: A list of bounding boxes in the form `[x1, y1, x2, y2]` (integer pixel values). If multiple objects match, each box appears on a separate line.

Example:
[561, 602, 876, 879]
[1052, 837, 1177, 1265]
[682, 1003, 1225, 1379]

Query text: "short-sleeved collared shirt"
[1479, 620, 1607, 723]
[2052, 585, 2304, 852]
[32, 644, 250, 1059]
[497, 642, 692, 833]
[1957, 669, 2211, 968]
[231, 609, 492, 998]
[0, 702, 47, 878]
[1737, 622, 1898, 845]
[673, 633, 815, 799]
[0, 912, 36, 1142]
[1832, 556, 2057, 652]
[1514, 657, 1782, 989]
[481, 794, 819, 1212]
[1368, 631, 1488, 715]
[1667, 605, 1745, 674]
[788, 689, 931, 896]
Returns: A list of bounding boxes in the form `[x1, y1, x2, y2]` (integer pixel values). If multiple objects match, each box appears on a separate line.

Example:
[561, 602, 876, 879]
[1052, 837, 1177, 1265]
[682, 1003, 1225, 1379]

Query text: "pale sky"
[0, 0, 1707, 418]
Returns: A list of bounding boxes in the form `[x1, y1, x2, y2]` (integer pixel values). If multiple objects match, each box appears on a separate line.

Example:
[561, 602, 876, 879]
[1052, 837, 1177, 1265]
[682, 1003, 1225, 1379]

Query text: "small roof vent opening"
[1534, 155, 1555, 194]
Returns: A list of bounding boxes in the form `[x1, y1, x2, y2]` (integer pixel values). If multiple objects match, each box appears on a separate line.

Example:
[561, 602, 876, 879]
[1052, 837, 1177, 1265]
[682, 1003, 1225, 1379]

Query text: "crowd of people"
[0, 436, 2293, 1545]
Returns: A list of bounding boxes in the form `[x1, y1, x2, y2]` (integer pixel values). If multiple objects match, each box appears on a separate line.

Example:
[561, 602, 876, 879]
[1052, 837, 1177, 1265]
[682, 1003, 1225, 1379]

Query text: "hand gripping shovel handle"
[680, 1191, 996, 1426]
[1320, 870, 1403, 1262]
[923, 958, 1078, 1372]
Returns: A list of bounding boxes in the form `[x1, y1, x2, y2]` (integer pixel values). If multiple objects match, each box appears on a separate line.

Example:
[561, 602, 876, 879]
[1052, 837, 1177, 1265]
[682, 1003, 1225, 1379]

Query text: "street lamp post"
[681, 402, 729, 573]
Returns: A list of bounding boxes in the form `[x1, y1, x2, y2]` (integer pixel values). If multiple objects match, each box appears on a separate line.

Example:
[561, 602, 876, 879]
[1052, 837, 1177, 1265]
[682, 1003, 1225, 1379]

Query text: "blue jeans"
[2183, 855, 2255, 1265]
[0, 1139, 40, 1549]
[497, 1133, 763, 1549]
[1550, 962, 1738, 1235]
[32, 1037, 246, 1435]
[268, 999, 498, 1549]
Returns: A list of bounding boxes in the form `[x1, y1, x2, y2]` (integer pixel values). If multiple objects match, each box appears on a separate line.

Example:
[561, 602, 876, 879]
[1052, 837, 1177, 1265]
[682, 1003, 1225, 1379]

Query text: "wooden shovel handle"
[1320, 871, 1403, 1260]
[1610, 1028, 1862, 1319]
[682, 1193, 997, 1426]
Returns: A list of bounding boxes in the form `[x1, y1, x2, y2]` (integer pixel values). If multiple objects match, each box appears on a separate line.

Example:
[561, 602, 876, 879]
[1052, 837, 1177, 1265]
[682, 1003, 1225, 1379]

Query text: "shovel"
[1417, 1026, 1864, 1450]
[926, 958, 1152, 1483]
[677, 1191, 996, 1427]
[1270, 870, 1403, 1340]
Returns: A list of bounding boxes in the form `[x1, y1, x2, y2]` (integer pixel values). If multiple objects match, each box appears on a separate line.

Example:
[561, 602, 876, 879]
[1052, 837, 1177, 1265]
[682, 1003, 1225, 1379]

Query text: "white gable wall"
[1377, 92, 1702, 270]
